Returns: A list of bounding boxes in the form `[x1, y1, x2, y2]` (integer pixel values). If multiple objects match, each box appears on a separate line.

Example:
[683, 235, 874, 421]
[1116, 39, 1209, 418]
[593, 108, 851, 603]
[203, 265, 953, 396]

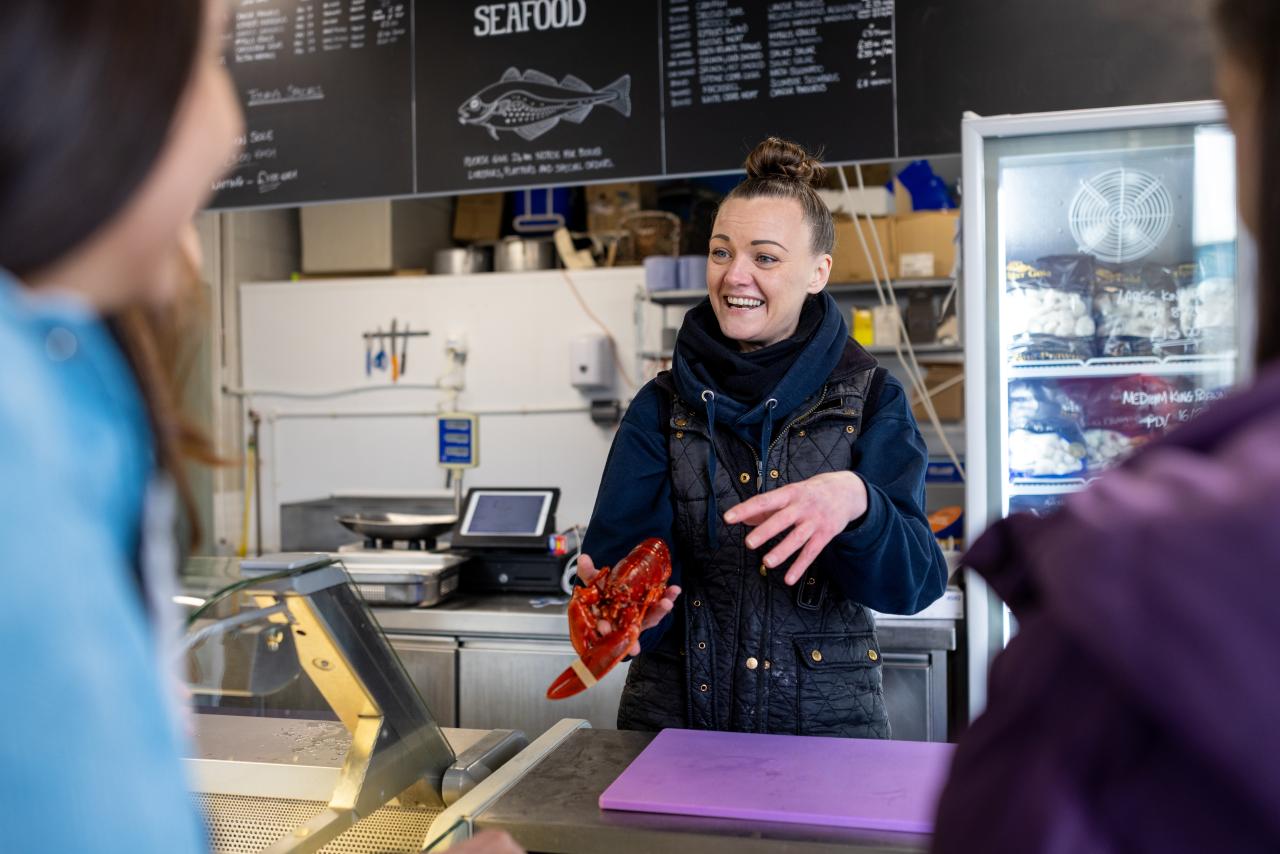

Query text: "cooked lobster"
[546, 538, 671, 700]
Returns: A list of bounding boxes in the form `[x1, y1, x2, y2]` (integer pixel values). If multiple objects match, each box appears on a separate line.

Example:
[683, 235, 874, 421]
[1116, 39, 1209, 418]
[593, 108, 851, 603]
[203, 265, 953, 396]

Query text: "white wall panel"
[238, 268, 659, 549]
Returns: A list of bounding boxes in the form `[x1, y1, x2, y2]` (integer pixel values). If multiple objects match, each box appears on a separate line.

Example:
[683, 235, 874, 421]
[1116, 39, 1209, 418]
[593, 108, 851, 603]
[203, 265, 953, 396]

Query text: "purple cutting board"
[599, 728, 955, 834]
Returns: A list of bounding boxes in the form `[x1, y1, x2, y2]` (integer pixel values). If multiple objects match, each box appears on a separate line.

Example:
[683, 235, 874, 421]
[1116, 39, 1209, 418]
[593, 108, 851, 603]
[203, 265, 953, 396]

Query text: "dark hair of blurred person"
[0, 0, 227, 546]
[1216, 0, 1280, 366]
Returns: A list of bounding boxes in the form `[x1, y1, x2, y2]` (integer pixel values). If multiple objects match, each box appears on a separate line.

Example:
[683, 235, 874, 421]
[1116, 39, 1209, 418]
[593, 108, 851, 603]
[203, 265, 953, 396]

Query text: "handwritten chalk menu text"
[212, 0, 414, 208]
[663, 0, 894, 174]
[208, 0, 1216, 209]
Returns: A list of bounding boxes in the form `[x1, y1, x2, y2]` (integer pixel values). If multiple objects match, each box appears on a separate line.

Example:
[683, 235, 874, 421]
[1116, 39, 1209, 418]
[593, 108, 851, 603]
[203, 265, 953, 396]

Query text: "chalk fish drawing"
[458, 68, 631, 141]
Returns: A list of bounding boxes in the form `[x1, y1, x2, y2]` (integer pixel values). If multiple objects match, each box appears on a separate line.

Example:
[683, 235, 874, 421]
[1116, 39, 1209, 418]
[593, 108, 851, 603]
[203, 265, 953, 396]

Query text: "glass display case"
[961, 102, 1248, 715]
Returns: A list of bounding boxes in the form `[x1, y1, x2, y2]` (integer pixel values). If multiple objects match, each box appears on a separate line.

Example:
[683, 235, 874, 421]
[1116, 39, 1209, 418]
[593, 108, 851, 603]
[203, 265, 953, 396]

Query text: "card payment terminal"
[449, 488, 572, 593]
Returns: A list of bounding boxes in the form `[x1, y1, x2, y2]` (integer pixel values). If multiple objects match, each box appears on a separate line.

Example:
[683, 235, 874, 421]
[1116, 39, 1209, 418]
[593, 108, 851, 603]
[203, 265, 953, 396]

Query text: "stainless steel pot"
[433, 247, 490, 275]
[494, 237, 555, 272]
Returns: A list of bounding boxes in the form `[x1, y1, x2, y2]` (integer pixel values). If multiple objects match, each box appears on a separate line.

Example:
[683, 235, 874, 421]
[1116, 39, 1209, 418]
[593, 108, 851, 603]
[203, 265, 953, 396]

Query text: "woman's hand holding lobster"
[576, 554, 682, 657]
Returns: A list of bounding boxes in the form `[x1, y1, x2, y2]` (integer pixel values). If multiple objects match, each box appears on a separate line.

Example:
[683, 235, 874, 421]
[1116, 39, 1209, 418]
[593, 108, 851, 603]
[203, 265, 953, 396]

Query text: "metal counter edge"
[421, 718, 592, 850]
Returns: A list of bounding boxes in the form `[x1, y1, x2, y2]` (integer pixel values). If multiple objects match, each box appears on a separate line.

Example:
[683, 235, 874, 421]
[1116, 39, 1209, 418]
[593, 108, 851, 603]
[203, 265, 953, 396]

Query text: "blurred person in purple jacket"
[932, 2, 1280, 851]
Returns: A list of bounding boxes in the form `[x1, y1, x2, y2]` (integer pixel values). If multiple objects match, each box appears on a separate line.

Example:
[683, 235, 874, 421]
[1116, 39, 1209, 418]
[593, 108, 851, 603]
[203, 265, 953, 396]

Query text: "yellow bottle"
[852, 308, 874, 346]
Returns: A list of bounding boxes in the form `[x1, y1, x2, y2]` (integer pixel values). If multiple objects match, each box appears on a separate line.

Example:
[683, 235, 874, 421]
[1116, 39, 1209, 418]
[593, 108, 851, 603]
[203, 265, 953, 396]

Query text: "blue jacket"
[0, 272, 206, 853]
[584, 292, 947, 652]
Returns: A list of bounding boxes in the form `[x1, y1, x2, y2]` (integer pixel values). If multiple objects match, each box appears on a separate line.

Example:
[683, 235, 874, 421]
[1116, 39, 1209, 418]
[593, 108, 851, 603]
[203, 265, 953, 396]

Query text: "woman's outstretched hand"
[576, 553, 682, 656]
[723, 471, 869, 585]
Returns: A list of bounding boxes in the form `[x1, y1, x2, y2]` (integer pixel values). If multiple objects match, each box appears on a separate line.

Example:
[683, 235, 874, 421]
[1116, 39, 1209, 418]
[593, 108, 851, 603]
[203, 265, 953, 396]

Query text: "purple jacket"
[933, 364, 1280, 853]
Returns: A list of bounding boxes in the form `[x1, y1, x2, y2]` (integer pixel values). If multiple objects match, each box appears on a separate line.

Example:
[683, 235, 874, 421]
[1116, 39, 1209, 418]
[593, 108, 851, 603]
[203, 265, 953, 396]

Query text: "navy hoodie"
[582, 291, 946, 649]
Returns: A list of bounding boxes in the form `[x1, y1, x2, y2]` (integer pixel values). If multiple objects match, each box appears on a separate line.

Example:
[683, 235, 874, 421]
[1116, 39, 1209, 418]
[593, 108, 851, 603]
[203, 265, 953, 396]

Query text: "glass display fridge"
[960, 101, 1250, 717]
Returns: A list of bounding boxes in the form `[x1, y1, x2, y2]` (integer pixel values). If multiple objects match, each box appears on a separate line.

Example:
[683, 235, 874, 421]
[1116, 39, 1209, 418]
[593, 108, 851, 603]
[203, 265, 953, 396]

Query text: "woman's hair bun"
[743, 137, 827, 188]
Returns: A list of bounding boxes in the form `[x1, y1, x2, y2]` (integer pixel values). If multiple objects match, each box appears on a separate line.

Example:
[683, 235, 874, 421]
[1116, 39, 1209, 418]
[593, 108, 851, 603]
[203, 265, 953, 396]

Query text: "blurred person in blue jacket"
[0, 1, 242, 850]
[0, 4, 547, 854]
[578, 138, 948, 737]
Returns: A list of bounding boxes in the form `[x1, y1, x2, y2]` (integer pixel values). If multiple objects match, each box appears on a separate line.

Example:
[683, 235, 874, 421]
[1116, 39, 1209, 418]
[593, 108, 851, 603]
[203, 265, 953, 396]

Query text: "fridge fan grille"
[1068, 167, 1173, 263]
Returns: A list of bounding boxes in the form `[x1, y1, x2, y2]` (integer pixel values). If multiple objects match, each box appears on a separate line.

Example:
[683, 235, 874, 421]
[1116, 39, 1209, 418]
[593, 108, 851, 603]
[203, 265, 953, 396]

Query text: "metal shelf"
[645, 289, 702, 305]
[1007, 481, 1087, 495]
[1006, 353, 1237, 380]
[871, 343, 964, 360]
[639, 344, 962, 362]
[645, 278, 955, 306]
[827, 278, 956, 297]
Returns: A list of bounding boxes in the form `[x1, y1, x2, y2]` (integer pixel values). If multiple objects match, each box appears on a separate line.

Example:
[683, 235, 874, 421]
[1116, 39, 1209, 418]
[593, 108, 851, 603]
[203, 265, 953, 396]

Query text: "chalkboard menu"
[209, 0, 1217, 210]
[663, 1, 894, 174]
[894, 0, 1215, 157]
[214, 0, 415, 208]
[414, 2, 663, 193]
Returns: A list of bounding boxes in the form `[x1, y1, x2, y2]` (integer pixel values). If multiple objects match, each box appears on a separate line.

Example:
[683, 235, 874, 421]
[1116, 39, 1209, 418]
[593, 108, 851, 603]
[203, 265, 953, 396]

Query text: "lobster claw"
[546, 626, 636, 700]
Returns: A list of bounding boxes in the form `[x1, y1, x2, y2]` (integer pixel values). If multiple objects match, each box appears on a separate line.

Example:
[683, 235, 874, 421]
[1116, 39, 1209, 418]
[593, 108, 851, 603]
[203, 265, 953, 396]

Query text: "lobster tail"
[546, 627, 637, 700]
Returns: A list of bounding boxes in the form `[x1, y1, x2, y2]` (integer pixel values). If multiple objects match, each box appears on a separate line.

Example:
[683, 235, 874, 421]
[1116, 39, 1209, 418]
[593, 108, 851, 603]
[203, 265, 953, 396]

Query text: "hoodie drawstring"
[758, 398, 778, 493]
[702, 393, 777, 549]
[702, 390, 718, 549]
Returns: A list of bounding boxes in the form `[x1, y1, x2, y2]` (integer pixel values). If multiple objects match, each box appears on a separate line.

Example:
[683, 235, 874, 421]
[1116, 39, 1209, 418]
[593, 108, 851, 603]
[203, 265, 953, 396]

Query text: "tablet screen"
[461, 491, 552, 536]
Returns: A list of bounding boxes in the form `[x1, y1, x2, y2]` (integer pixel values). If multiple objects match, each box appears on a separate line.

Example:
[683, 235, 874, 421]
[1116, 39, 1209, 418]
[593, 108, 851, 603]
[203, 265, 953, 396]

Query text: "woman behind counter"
[579, 138, 948, 737]
[0, 2, 520, 853]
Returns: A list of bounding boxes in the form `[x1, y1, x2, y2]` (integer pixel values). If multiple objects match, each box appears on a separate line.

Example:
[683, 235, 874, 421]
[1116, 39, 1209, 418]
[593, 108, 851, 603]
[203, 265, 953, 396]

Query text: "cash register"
[449, 487, 575, 594]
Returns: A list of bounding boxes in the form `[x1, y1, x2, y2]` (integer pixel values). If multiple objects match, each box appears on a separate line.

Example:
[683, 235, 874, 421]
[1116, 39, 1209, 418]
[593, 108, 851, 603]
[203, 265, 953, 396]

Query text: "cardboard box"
[586, 182, 643, 234]
[872, 305, 900, 346]
[818, 187, 894, 218]
[833, 163, 891, 188]
[899, 252, 935, 278]
[830, 216, 896, 283]
[453, 193, 505, 243]
[893, 210, 959, 278]
[302, 198, 452, 273]
[911, 361, 964, 423]
[893, 178, 913, 214]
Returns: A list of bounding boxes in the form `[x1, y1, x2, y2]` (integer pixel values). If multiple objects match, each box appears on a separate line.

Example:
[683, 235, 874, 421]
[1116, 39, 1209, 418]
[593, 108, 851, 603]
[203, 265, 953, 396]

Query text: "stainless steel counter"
[190, 713, 492, 766]
[372, 593, 958, 650]
[372, 593, 575, 639]
[181, 562, 958, 743]
[474, 728, 930, 854]
[182, 559, 957, 651]
[373, 596, 957, 741]
[187, 714, 523, 854]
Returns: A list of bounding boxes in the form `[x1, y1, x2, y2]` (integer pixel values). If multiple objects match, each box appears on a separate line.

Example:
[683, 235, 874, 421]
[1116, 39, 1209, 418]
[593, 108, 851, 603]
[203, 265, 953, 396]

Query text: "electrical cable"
[562, 523, 586, 594]
[184, 567, 300, 626]
[179, 602, 291, 659]
[839, 169, 936, 410]
[839, 166, 966, 478]
[938, 278, 960, 321]
[237, 436, 255, 558]
[223, 383, 446, 400]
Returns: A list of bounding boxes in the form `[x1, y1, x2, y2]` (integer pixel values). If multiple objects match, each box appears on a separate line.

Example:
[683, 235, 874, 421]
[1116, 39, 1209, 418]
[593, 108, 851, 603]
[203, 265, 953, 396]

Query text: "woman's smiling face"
[707, 196, 832, 351]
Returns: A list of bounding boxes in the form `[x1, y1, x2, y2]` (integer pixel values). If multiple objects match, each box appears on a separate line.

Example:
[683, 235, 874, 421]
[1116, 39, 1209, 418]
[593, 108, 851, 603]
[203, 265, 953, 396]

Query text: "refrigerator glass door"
[962, 106, 1245, 719]
[984, 121, 1239, 521]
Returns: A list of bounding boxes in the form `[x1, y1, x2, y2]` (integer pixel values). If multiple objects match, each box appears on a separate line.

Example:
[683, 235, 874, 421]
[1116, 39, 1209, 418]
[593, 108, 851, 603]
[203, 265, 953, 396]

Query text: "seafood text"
[474, 0, 587, 37]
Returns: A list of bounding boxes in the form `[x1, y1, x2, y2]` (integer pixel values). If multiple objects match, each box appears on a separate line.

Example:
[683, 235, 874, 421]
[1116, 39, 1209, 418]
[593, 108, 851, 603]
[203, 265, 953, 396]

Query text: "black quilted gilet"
[616, 360, 891, 738]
